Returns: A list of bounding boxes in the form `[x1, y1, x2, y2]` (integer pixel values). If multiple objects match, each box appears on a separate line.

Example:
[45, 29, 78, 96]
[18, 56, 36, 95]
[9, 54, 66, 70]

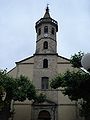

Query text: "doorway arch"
[38, 110, 51, 120]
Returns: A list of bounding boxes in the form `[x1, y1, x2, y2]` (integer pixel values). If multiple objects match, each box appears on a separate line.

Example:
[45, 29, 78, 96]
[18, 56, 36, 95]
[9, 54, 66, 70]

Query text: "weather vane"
[47, 3, 49, 7]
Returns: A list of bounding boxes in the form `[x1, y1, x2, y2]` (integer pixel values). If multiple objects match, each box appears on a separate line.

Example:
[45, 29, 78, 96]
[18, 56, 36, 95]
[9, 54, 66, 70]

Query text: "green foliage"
[62, 70, 90, 101]
[0, 86, 4, 100]
[14, 75, 46, 102]
[0, 70, 16, 102]
[0, 70, 46, 119]
[80, 101, 90, 119]
[70, 51, 84, 68]
[50, 75, 63, 89]
[13, 75, 37, 101]
[35, 93, 46, 103]
[0, 86, 5, 110]
[0, 70, 46, 103]
[0, 69, 47, 120]
[50, 51, 90, 118]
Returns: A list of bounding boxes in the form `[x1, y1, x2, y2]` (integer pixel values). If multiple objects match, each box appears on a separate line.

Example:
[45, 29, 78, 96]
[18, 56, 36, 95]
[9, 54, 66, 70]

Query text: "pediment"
[16, 55, 34, 64]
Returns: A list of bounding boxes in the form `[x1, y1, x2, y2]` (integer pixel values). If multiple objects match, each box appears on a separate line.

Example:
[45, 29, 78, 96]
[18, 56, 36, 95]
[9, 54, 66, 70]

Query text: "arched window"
[41, 77, 49, 89]
[51, 27, 54, 35]
[43, 41, 48, 49]
[44, 26, 48, 33]
[38, 28, 41, 35]
[43, 59, 48, 68]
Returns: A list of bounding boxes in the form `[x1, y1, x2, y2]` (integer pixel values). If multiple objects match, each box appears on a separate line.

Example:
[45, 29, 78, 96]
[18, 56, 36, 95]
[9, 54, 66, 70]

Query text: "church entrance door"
[38, 110, 51, 120]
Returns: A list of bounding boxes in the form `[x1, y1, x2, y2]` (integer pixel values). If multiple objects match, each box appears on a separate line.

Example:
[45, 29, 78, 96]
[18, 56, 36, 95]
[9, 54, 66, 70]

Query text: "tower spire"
[43, 4, 50, 18]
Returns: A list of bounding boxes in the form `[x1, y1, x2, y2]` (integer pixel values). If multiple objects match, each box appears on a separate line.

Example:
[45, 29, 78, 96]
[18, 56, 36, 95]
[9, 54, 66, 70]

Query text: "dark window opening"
[44, 26, 48, 33]
[51, 27, 55, 35]
[43, 41, 48, 49]
[43, 59, 48, 68]
[38, 28, 41, 35]
[41, 77, 49, 89]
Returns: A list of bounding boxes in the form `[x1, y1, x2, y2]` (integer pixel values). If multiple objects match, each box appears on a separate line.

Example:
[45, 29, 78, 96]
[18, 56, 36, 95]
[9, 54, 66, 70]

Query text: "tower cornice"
[35, 18, 58, 32]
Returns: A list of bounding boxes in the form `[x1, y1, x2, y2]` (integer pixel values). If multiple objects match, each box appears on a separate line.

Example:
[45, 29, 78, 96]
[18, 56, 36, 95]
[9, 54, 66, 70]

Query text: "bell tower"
[33, 6, 59, 116]
[33, 7, 58, 110]
[35, 6, 58, 54]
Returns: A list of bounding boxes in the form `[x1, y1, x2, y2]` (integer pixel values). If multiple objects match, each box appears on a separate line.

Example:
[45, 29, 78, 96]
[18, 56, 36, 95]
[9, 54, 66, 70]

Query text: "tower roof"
[35, 6, 58, 32]
[43, 6, 50, 18]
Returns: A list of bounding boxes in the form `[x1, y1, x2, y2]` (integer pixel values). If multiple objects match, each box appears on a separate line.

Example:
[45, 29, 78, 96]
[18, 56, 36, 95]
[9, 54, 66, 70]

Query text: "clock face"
[44, 33, 48, 37]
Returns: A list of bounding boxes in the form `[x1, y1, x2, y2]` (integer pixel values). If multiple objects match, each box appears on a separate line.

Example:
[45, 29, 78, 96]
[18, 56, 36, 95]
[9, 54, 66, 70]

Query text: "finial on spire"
[46, 4, 49, 12]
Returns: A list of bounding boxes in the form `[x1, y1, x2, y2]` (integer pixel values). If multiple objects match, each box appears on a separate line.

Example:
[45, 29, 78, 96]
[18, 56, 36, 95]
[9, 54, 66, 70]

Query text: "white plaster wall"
[13, 101, 32, 120]
[17, 64, 33, 81]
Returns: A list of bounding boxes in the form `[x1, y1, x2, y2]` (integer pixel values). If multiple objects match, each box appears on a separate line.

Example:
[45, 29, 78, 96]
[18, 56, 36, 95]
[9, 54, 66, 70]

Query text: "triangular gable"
[16, 55, 34, 64]
[57, 55, 70, 64]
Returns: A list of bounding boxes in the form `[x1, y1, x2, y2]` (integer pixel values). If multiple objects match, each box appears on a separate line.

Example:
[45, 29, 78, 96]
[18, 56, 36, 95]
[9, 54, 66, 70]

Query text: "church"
[8, 6, 83, 120]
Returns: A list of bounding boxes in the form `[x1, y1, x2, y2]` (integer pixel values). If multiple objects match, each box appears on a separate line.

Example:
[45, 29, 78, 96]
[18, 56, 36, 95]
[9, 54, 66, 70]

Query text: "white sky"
[0, 0, 90, 71]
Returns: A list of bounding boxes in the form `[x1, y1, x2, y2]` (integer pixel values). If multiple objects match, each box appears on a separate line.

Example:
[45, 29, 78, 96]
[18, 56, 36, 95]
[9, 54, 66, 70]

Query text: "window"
[44, 26, 48, 33]
[43, 41, 48, 49]
[38, 28, 41, 35]
[41, 77, 49, 89]
[43, 59, 48, 68]
[51, 27, 54, 35]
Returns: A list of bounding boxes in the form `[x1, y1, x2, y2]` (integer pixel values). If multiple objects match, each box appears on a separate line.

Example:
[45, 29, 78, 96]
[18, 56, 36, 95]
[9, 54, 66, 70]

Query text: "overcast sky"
[0, 0, 90, 71]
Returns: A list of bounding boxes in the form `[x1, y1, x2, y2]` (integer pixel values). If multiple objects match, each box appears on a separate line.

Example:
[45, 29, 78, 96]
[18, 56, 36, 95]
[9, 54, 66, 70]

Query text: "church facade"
[9, 7, 83, 120]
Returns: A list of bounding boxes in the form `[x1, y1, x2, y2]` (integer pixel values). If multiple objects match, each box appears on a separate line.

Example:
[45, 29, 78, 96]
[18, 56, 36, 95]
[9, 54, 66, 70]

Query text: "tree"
[50, 52, 90, 120]
[70, 51, 84, 68]
[0, 70, 46, 120]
